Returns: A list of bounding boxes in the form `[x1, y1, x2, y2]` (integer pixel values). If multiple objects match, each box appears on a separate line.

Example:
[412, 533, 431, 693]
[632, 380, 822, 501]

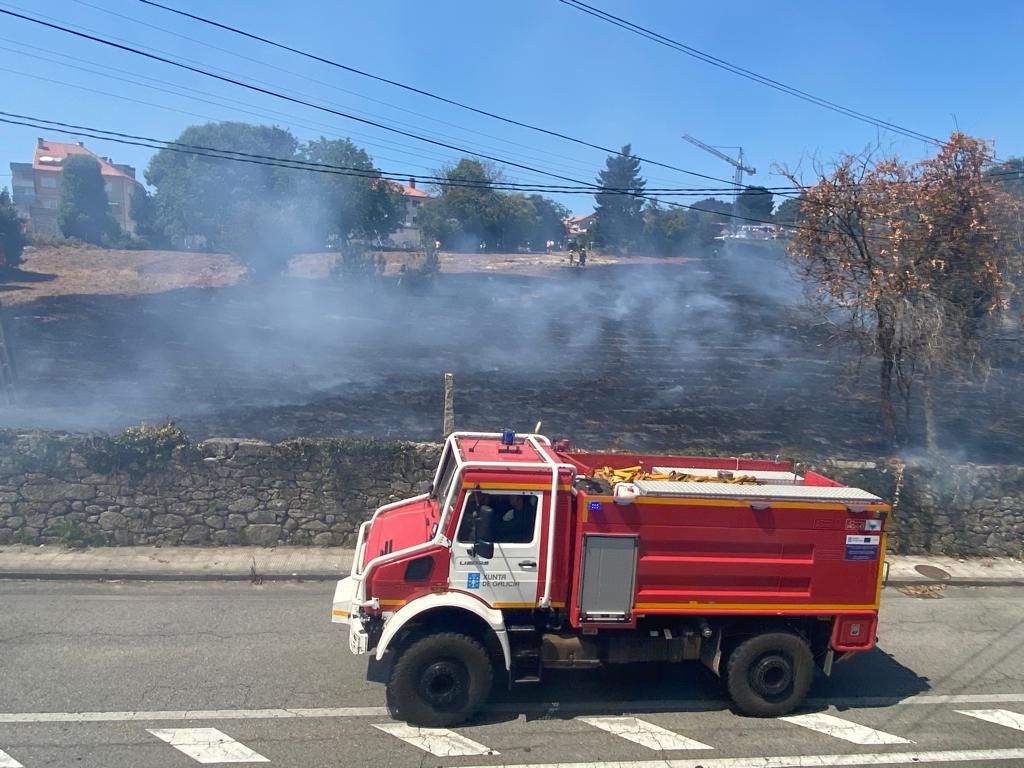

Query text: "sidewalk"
[0, 544, 354, 581]
[0, 544, 1021, 585]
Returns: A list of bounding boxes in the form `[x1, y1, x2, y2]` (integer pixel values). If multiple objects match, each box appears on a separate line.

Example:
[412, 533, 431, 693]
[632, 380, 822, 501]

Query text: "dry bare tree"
[781, 134, 1024, 450]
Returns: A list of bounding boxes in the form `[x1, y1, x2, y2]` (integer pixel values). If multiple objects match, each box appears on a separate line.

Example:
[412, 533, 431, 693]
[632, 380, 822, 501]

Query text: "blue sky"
[0, 0, 1021, 214]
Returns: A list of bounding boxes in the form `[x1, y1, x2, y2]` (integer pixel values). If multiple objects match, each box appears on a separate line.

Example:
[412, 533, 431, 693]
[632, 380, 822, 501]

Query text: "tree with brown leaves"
[782, 133, 1024, 449]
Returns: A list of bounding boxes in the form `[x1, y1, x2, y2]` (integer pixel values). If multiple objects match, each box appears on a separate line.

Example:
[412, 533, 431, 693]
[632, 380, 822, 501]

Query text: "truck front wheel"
[726, 631, 813, 717]
[386, 632, 494, 727]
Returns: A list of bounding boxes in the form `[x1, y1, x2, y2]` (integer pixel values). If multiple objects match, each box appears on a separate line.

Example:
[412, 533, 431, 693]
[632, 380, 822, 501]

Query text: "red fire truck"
[332, 431, 889, 726]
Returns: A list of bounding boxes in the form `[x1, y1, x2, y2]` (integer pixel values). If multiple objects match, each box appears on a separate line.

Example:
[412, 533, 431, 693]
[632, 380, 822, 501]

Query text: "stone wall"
[819, 459, 1023, 557]
[0, 431, 439, 547]
[0, 430, 1019, 556]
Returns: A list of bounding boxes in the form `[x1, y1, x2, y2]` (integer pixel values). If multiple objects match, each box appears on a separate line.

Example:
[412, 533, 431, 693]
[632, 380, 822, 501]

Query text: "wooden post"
[443, 372, 455, 438]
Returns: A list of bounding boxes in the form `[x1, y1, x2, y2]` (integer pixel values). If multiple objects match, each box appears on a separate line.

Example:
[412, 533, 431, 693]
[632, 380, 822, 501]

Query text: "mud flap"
[366, 653, 393, 684]
[699, 629, 723, 676]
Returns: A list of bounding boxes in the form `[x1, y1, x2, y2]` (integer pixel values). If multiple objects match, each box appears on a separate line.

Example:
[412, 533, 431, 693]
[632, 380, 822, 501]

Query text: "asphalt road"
[1, 581, 1023, 768]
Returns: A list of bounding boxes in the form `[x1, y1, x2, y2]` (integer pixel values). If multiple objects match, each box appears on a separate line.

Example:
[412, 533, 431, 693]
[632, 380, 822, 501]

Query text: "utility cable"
[557, 0, 942, 146]
[135, 0, 766, 193]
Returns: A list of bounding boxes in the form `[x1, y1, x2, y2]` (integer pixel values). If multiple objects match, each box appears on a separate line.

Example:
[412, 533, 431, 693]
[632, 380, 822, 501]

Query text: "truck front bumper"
[332, 577, 371, 655]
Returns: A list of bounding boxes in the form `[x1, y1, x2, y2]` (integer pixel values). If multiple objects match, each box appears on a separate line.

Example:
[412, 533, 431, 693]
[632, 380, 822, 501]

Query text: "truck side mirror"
[470, 504, 495, 560]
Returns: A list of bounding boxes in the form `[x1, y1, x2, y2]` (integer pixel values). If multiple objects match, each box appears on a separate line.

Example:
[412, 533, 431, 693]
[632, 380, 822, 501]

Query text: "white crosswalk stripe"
[372, 723, 497, 756]
[0, 749, 23, 768]
[580, 716, 713, 751]
[956, 708, 1024, 731]
[780, 712, 912, 744]
[146, 728, 269, 764]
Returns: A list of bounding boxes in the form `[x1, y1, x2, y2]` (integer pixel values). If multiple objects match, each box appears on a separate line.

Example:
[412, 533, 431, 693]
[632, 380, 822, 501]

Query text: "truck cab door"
[450, 490, 543, 609]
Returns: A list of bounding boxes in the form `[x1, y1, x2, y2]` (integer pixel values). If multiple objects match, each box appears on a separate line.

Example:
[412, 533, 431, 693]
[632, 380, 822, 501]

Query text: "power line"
[11, 111, 1015, 242]
[7, 7, 889, 235]
[0, 7, 634, 192]
[0, 41, 559, 185]
[0, 110, 855, 236]
[109, 3, 1023, 198]
[2, 7, 826, 231]
[556, 0, 943, 146]
[0, 111, 768, 196]
[69, 0, 622, 176]
[134, 0, 763, 193]
[0, 3, 623, 187]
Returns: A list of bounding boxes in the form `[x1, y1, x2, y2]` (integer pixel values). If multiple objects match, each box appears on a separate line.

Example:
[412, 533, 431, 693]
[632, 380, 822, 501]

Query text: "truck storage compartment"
[578, 534, 638, 622]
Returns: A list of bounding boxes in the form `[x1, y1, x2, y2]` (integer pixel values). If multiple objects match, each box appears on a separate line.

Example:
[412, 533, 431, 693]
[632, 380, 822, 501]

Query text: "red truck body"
[334, 432, 889, 725]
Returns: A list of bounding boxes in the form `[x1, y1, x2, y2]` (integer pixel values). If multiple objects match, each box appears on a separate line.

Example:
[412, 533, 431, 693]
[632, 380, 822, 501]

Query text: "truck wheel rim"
[418, 660, 467, 709]
[750, 653, 793, 699]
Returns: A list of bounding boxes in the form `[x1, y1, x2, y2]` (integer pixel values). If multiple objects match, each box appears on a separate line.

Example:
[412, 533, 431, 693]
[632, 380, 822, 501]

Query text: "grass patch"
[84, 421, 191, 476]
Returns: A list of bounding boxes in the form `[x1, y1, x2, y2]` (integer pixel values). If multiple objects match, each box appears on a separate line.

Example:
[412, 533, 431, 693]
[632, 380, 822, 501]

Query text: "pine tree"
[0, 188, 26, 267]
[593, 144, 646, 252]
[58, 155, 120, 245]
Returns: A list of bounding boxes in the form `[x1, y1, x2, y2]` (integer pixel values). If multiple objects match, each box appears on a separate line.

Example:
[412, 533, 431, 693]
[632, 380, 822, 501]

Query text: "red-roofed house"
[389, 177, 432, 248]
[10, 138, 143, 236]
[564, 213, 596, 239]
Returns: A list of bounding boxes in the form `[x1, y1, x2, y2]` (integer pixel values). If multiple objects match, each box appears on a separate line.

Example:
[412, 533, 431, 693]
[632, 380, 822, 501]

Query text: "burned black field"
[3, 247, 1021, 462]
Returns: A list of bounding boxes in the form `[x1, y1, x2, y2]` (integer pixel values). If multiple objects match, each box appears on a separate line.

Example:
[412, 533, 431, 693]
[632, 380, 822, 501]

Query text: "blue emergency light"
[501, 429, 516, 446]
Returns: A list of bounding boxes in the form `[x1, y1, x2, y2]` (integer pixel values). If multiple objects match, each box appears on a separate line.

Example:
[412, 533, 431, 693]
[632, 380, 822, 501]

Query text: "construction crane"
[681, 134, 756, 205]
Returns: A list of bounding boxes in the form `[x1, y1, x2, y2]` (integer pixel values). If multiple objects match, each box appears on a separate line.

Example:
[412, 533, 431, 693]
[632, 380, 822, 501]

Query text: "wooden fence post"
[443, 372, 455, 438]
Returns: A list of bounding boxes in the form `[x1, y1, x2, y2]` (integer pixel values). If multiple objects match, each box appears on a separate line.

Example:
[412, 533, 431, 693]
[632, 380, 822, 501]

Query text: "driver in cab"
[460, 493, 534, 547]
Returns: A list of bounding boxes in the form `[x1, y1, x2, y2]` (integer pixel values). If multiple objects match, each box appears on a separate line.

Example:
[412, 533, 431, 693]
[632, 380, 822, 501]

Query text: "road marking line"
[579, 716, 712, 751]
[1, 691, 1023, 724]
[0, 748, 23, 768]
[372, 723, 497, 756]
[460, 747, 1024, 768]
[780, 712, 912, 744]
[0, 706, 388, 723]
[956, 709, 1024, 731]
[146, 728, 269, 764]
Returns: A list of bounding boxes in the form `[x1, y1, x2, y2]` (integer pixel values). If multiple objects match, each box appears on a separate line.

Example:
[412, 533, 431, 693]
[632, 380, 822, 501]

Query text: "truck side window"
[456, 492, 538, 544]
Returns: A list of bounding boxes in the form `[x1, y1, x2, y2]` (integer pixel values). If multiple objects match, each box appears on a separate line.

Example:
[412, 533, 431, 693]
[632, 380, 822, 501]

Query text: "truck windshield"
[433, 444, 459, 511]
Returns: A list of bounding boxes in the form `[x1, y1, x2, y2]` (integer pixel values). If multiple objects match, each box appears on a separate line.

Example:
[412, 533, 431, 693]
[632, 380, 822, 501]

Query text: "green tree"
[691, 197, 732, 246]
[773, 196, 806, 226]
[988, 157, 1024, 199]
[527, 194, 571, 247]
[130, 188, 168, 248]
[300, 138, 401, 243]
[418, 158, 569, 252]
[643, 202, 690, 255]
[735, 185, 774, 221]
[592, 144, 646, 252]
[58, 155, 120, 245]
[419, 159, 503, 251]
[147, 122, 311, 272]
[0, 188, 26, 267]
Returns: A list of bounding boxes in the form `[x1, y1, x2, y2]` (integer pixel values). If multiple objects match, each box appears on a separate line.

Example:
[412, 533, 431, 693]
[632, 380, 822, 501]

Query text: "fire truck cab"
[332, 431, 889, 726]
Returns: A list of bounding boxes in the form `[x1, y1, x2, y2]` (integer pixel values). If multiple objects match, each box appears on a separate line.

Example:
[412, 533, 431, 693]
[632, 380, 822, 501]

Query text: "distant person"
[578, 247, 587, 266]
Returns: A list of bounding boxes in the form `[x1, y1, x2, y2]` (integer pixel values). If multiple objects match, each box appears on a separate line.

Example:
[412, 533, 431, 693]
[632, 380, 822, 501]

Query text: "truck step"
[513, 674, 541, 684]
[507, 625, 538, 634]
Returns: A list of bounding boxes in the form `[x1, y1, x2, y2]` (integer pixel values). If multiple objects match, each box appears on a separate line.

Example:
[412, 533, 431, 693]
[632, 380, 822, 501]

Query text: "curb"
[886, 578, 1024, 589]
[0, 572, 1022, 586]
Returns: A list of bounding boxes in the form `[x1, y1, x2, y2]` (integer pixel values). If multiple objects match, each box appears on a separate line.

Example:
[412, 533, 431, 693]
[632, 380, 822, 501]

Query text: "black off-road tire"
[386, 632, 494, 727]
[726, 631, 814, 717]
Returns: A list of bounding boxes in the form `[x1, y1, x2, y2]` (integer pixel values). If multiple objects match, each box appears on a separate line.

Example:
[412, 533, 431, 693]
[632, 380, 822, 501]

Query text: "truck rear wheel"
[726, 631, 813, 717]
[386, 632, 493, 727]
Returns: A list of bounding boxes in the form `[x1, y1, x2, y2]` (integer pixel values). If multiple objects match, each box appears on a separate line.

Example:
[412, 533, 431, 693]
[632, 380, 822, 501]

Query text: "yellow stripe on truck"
[635, 602, 879, 611]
